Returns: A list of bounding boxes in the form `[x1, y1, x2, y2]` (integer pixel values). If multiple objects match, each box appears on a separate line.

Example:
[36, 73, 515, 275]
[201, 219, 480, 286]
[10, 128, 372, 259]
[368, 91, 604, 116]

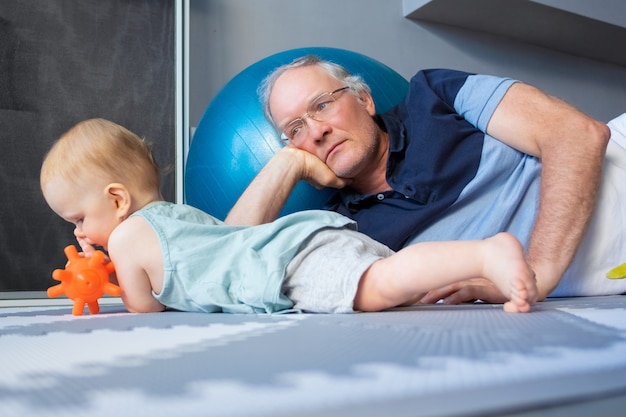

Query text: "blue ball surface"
[185, 47, 409, 220]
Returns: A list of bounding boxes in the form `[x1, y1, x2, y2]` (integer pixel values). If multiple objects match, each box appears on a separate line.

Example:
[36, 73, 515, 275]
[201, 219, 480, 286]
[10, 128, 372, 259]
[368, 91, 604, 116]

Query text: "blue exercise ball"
[185, 47, 409, 220]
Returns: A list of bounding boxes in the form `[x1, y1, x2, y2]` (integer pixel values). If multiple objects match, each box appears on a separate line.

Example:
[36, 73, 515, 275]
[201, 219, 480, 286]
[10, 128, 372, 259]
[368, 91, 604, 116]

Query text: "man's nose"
[306, 118, 330, 142]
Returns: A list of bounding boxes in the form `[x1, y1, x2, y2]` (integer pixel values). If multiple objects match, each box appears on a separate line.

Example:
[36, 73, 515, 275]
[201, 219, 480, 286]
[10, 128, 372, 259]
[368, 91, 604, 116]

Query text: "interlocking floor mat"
[2, 296, 626, 417]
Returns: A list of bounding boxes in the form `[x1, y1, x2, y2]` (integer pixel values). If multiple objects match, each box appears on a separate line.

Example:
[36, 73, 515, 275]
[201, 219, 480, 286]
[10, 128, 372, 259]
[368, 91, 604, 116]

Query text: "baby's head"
[41, 118, 160, 197]
[41, 119, 161, 248]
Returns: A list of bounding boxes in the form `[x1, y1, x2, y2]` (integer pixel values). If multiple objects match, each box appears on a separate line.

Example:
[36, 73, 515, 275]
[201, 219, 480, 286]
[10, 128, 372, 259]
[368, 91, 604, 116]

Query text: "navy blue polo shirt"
[326, 69, 534, 251]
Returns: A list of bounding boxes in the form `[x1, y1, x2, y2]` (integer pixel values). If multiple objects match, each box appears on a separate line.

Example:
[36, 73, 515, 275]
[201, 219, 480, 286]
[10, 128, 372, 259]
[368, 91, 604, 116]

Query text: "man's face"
[269, 65, 382, 180]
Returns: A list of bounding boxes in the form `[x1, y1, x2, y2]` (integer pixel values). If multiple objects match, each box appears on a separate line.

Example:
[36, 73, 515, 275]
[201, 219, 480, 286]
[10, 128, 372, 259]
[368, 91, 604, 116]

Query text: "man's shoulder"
[410, 69, 473, 92]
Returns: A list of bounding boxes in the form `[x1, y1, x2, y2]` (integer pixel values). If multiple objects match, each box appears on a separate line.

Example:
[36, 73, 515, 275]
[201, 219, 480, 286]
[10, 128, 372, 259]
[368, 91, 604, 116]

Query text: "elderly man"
[225, 55, 626, 305]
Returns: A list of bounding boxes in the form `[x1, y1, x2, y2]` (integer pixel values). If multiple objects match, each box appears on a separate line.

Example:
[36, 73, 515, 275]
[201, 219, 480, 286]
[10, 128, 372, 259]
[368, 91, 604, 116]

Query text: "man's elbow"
[586, 118, 611, 152]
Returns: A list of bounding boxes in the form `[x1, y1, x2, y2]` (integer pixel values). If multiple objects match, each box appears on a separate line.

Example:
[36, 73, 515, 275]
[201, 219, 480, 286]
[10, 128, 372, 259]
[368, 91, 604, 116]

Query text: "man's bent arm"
[421, 83, 609, 305]
[225, 146, 348, 225]
[487, 82, 610, 299]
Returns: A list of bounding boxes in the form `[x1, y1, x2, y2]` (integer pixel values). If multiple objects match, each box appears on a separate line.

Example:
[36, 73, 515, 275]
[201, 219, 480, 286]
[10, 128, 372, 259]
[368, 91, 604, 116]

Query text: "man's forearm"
[225, 146, 349, 226]
[225, 149, 302, 225]
[526, 119, 609, 299]
[486, 83, 611, 299]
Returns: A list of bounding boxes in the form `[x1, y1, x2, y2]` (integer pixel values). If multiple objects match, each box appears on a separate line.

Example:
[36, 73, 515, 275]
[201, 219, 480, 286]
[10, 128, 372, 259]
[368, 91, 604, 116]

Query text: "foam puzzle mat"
[2, 296, 626, 417]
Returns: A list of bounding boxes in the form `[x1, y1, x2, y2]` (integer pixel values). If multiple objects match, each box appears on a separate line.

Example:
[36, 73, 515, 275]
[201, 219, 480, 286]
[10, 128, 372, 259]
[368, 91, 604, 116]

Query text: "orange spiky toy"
[47, 245, 121, 315]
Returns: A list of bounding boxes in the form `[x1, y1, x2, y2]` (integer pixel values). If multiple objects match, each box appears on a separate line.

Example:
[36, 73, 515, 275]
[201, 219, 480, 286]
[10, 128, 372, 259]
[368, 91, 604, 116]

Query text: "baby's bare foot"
[483, 233, 537, 313]
[504, 279, 532, 313]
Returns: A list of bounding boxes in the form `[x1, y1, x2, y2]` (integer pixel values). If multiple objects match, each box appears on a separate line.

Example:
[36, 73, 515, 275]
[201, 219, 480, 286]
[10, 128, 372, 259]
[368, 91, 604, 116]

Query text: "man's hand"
[285, 145, 350, 190]
[226, 145, 349, 226]
[419, 278, 508, 304]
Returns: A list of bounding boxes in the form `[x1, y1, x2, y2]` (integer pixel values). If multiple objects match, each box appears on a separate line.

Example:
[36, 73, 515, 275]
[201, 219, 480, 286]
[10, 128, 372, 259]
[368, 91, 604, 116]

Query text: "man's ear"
[105, 183, 132, 219]
[358, 90, 376, 116]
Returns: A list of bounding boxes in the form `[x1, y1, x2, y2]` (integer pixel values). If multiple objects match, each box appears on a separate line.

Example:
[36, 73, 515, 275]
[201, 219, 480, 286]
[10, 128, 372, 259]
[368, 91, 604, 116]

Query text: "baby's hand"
[77, 237, 97, 258]
[76, 237, 116, 284]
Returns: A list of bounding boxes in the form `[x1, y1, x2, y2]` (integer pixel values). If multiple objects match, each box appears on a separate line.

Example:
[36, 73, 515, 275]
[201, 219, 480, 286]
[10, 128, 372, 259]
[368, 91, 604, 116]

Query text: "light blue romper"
[132, 202, 389, 313]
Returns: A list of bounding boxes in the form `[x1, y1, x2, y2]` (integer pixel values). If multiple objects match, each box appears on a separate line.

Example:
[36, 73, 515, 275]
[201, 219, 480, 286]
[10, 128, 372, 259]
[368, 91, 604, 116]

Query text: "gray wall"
[188, 0, 626, 128]
[0, 0, 177, 292]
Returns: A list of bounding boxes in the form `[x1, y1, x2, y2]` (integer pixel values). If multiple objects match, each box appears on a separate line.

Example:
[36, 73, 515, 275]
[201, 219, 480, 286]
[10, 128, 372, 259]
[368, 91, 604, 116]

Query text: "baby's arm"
[107, 217, 165, 313]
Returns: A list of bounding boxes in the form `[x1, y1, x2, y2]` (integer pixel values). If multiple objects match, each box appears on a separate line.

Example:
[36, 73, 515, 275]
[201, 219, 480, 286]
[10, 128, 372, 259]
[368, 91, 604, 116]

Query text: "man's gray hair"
[258, 55, 371, 129]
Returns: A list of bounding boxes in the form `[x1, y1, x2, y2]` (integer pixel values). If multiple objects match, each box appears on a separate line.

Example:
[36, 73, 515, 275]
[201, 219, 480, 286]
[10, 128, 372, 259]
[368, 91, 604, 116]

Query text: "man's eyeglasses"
[280, 86, 351, 144]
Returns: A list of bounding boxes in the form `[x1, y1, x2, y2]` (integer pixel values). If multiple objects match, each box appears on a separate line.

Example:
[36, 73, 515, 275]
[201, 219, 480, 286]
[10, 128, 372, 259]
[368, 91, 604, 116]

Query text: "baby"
[40, 119, 537, 314]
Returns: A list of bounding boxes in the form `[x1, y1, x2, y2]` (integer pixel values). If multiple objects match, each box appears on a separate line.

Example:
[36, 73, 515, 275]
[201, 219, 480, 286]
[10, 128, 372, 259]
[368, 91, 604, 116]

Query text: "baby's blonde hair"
[40, 118, 160, 194]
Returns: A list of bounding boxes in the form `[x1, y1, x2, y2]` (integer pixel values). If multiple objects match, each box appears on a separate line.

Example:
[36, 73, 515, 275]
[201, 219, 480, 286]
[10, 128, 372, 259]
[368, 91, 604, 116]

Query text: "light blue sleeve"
[454, 74, 517, 132]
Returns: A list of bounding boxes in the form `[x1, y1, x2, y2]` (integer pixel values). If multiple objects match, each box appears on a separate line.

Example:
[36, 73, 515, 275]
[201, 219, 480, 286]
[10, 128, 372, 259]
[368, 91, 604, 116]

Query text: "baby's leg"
[354, 233, 537, 312]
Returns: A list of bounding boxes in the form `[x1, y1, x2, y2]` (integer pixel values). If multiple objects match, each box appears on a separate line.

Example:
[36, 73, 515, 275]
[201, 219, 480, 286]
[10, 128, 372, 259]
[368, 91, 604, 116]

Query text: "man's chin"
[326, 149, 362, 179]
[328, 166, 355, 181]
